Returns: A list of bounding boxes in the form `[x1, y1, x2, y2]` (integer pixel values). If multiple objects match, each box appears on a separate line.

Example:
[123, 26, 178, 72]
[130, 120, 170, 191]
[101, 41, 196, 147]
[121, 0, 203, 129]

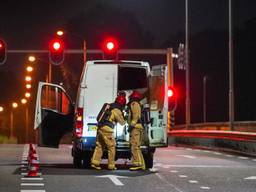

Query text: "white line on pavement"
[252, 159, 256, 161]
[189, 180, 198, 184]
[164, 165, 232, 168]
[225, 154, 234, 157]
[176, 155, 196, 159]
[20, 190, 45, 192]
[170, 170, 178, 173]
[21, 173, 42, 176]
[179, 175, 188, 178]
[21, 183, 44, 186]
[238, 156, 249, 160]
[244, 176, 256, 180]
[200, 186, 211, 190]
[21, 178, 43, 181]
[213, 152, 222, 155]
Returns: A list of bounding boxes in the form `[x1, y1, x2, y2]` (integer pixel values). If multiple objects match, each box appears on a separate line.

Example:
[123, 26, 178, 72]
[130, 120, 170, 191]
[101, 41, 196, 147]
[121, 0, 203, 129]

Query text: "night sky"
[1, 0, 256, 124]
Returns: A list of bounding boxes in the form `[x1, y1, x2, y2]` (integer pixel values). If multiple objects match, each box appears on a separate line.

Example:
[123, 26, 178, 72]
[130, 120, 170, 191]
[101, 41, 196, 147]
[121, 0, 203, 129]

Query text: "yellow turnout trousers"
[91, 127, 116, 169]
[130, 127, 145, 168]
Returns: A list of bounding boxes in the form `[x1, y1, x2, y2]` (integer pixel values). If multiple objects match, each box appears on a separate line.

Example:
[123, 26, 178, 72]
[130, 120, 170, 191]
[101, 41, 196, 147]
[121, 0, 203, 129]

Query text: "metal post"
[185, 0, 191, 129]
[203, 76, 207, 123]
[25, 107, 29, 143]
[10, 111, 13, 138]
[229, 0, 234, 130]
[83, 40, 87, 64]
[167, 48, 174, 130]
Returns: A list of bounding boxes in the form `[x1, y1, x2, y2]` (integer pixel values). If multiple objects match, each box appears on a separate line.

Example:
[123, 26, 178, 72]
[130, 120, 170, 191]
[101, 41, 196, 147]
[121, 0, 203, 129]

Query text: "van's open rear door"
[34, 82, 74, 148]
[149, 65, 168, 147]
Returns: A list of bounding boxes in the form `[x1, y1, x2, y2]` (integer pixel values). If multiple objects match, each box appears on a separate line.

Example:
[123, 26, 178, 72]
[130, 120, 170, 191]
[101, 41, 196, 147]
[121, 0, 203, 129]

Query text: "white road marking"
[164, 165, 231, 168]
[20, 190, 45, 192]
[203, 150, 211, 153]
[170, 170, 178, 173]
[200, 186, 211, 190]
[21, 183, 44, 186]
[225, 154, 234, 157]
[186, 148, 193, 150]
[179, 175, 188, 178]
[177, 155, 196, 159]
[96, 175, 128, 186]
[244, 176, 256, 180]
[252, 159, 256, 161]
[238, 156, 249, 160]
[21, 177, 43, 180]
[21, 161, 28, 164]
[213, 152, 222, 155]
[21, 173, 42, 176]
[189, 180, 198, 184]
[156, 173, 184, 192]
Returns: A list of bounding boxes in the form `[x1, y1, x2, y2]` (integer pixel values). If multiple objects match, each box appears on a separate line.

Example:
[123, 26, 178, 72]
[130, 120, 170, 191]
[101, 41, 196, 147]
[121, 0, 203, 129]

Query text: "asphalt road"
[0, 144, 256, 192]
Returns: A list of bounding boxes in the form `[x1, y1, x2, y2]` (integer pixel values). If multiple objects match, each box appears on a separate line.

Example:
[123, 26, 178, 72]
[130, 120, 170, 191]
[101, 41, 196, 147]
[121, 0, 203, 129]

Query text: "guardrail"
[168, 121, 256, 155]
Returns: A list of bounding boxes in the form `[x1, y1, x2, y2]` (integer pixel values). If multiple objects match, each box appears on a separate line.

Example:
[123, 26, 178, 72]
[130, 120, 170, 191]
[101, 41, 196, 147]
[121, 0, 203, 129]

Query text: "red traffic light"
[49, 38, 64, 65]
[168, 87, 175, 98]
[102, 38, 118, 54]
[0, 39, 7, 65]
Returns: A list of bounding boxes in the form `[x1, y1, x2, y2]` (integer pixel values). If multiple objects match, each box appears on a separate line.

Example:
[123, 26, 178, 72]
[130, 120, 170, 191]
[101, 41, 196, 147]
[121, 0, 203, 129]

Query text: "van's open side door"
[148, 65, 168, 147]
[34, 82, 74, 148]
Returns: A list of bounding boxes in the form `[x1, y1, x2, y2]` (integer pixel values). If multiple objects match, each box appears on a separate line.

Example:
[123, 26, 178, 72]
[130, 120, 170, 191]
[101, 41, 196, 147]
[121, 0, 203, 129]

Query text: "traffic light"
[49, 38, 65, 65]
[168, 86, 177, 112]
[102, 37, 119, 60]
[0, 39, 7, 65]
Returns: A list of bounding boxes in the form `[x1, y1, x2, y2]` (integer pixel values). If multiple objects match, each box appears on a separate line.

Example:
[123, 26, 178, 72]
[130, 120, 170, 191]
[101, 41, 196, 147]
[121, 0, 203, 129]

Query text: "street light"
[28, 56, 36, 62]
[56, 30, 64, 36]
[25, 92, 31, 98]
[25, 76, 32, 82]
[0, 106, 3, 112]
[26, 84, 32, 89]
[26, 66, 33, 72]
[21, 98, 27, 104]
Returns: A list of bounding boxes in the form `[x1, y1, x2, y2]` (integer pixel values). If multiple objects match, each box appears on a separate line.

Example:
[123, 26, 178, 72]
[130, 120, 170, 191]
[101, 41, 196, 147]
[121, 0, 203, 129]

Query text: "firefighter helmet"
[129, 90, 143, 100]
[115, 95, 126, 107]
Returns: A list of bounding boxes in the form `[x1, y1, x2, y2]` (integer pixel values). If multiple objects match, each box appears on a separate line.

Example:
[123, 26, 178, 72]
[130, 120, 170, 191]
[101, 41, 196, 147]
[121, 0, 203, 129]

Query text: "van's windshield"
[118, 66, 148, 90]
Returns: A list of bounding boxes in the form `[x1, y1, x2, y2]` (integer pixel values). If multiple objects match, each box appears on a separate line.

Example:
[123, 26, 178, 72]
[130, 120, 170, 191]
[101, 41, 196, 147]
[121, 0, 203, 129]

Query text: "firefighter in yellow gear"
[127, 91, 145, 171]
[91, 93, 126, 170]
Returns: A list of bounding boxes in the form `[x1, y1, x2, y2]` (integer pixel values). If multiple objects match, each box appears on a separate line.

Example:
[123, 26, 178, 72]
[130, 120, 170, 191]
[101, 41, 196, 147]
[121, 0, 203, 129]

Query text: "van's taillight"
[75, 107, 83, 138]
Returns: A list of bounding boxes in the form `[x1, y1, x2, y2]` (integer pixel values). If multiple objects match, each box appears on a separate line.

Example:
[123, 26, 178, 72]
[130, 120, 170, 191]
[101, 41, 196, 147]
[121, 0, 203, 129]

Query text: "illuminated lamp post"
[10, 102, 18, 138]
[21, 98, 29, 143]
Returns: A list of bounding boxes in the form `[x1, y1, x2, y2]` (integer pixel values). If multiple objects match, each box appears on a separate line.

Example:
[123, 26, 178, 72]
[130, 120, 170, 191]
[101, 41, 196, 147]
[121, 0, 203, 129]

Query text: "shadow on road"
[14, 163, 156, 177]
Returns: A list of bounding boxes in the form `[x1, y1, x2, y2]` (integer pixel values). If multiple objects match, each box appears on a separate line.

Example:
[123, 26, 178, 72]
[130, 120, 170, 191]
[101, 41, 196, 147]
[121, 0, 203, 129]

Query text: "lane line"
[200, 186, 211, 190]
[170, 170, 179, 173]
[21, 172, 42, 176]
[21, 183, 44, 186]
[179, 175, 188, 178]
[155, 173, 184, 192]
[225, 154, 234, 157]
[20, 190, 45, 192]
[213, 152, 222, 155]
[238, 156, 249, 160]
[21, 178, 44, 181]
[176, 155, 196, 159]
[252, 159, 256, 161]
[189, 180, 198, 184]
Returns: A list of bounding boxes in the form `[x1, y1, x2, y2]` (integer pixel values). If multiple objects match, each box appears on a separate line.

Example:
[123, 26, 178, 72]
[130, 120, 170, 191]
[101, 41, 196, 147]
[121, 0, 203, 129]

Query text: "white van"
[34, 60, 169, 168]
